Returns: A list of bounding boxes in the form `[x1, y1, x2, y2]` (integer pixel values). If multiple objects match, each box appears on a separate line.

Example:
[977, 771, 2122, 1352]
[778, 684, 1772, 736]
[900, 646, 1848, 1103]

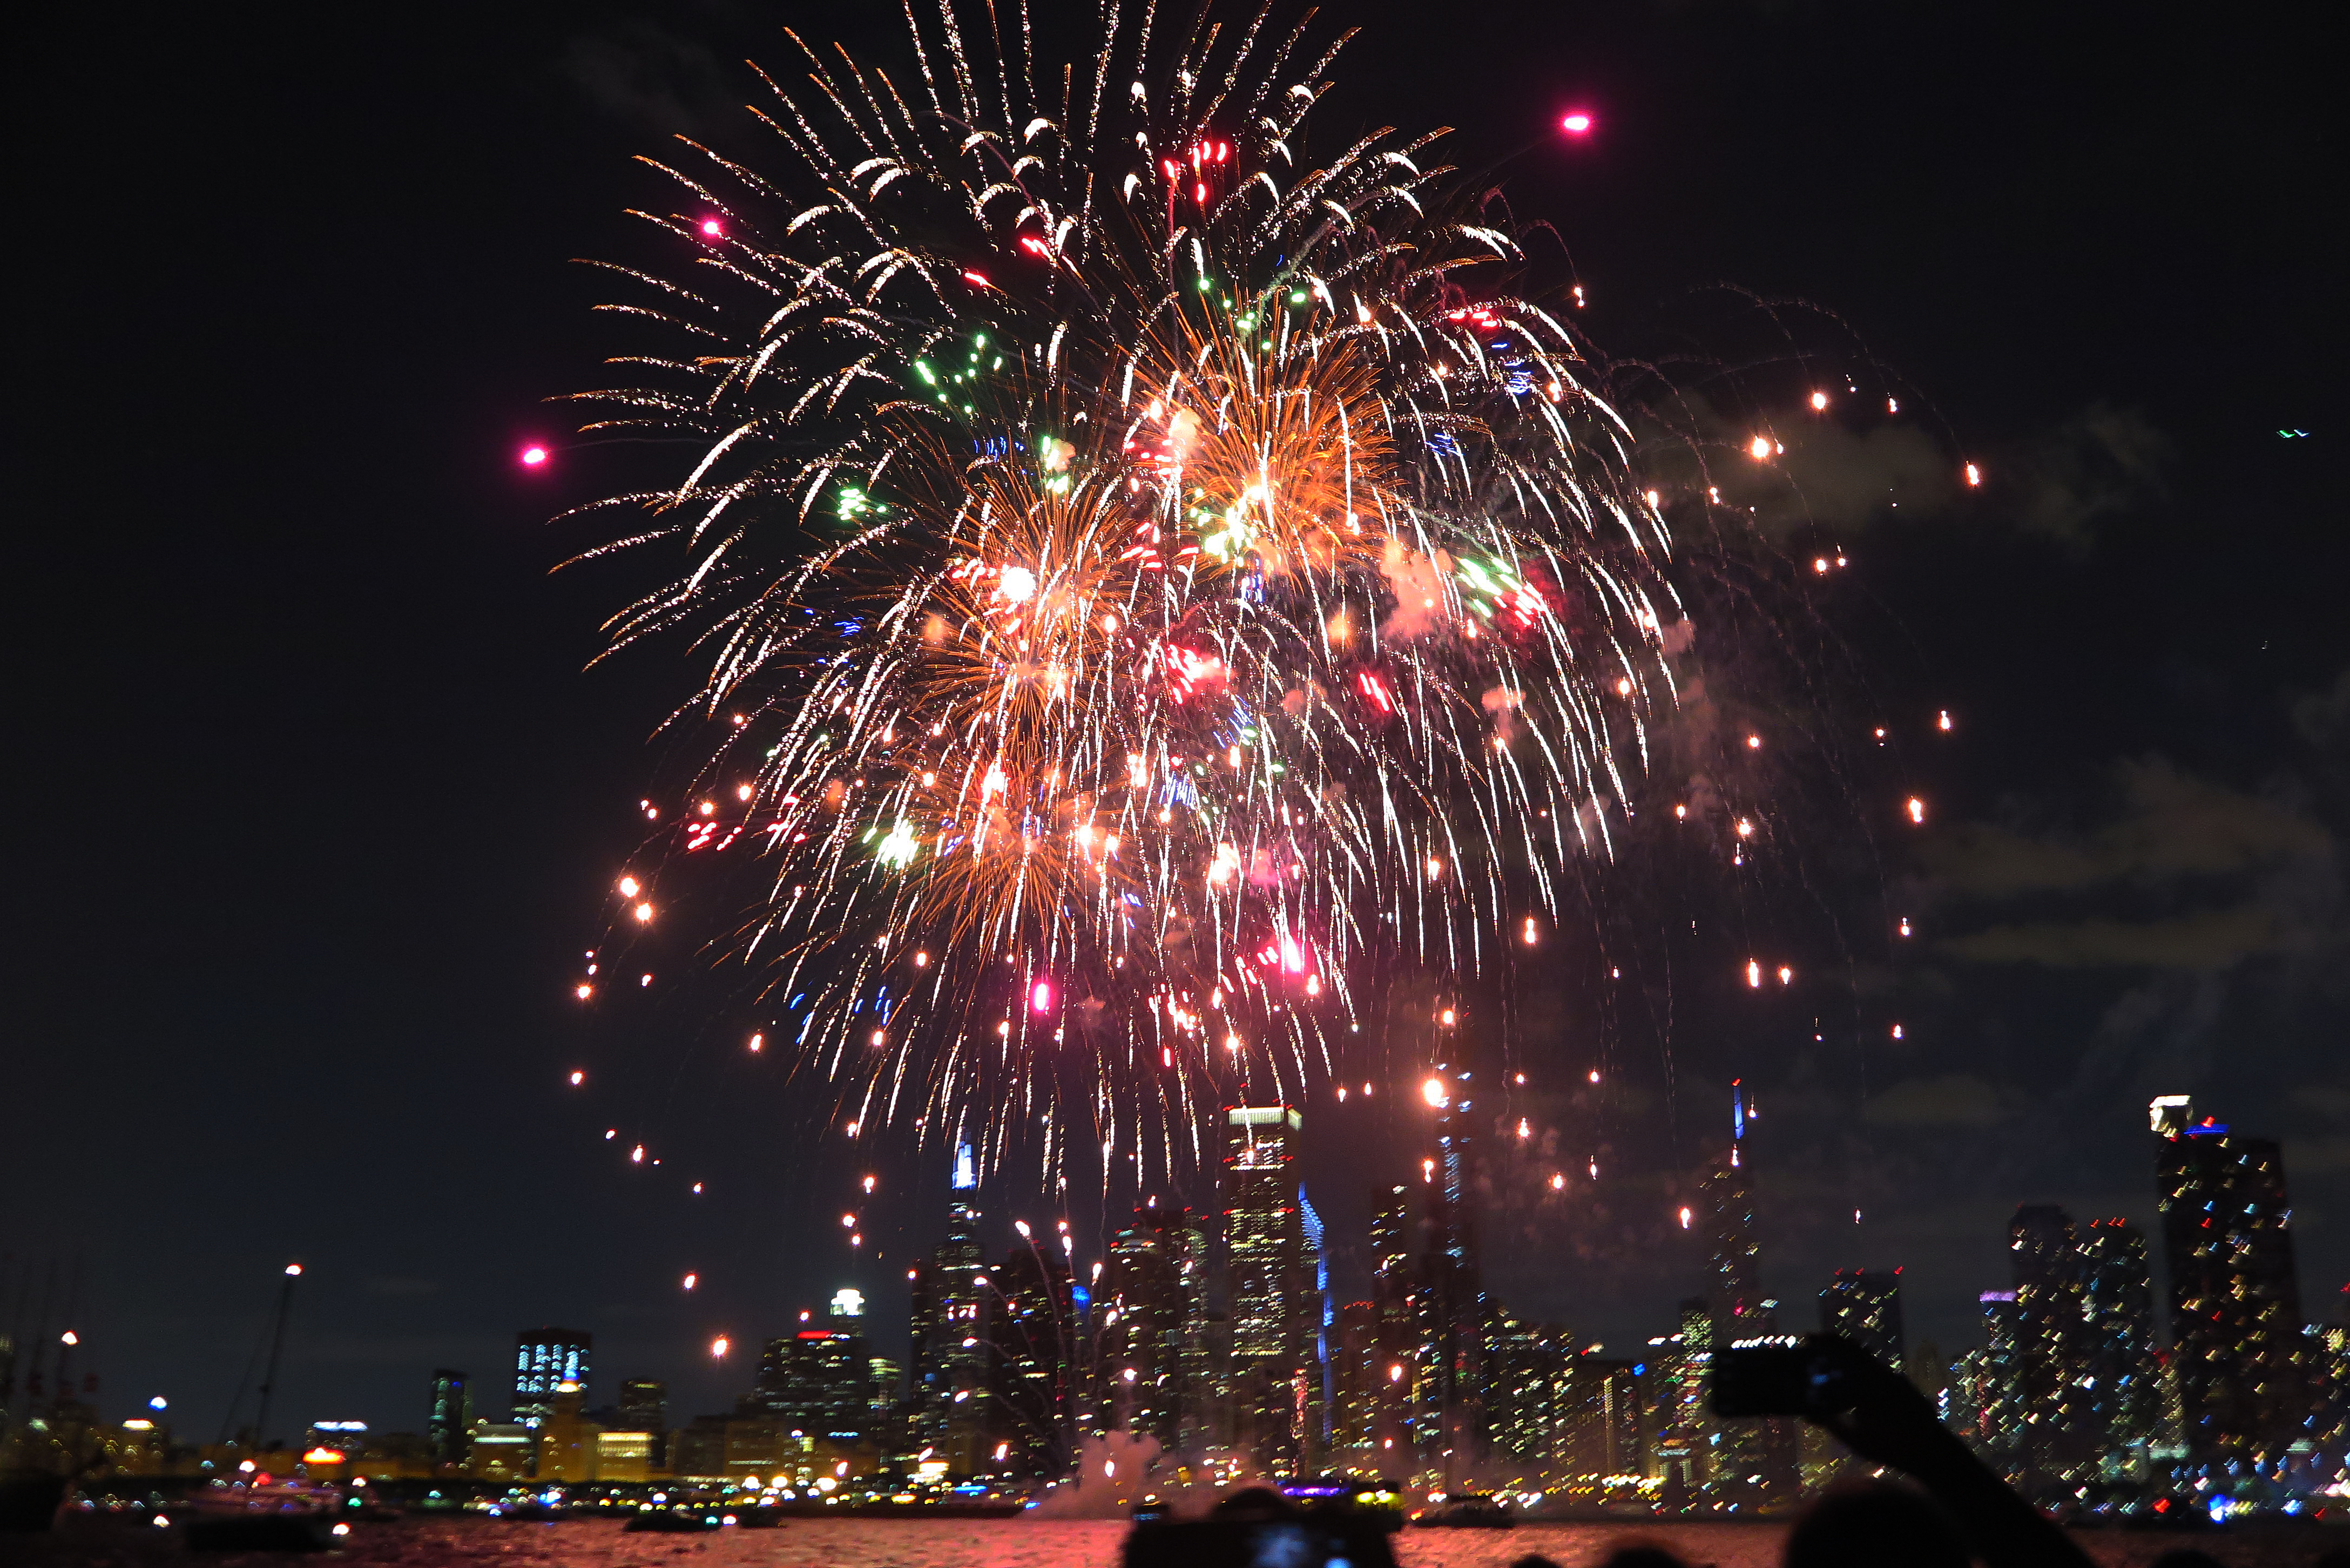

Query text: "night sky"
[11, 0, 2343, 1444]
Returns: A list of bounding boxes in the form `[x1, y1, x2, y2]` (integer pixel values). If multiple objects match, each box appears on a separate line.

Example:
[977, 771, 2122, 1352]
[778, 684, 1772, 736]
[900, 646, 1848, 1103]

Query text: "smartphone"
[1709, 1334, 1857, 1418]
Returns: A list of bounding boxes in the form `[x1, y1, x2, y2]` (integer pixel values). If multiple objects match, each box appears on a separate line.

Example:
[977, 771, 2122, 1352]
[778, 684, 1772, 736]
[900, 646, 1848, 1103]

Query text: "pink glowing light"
[1561, 112, 1593, 135]
[1031, 979, 1054, 1013]
[519, 445, 548, 467]
[700, 218, 724, 238]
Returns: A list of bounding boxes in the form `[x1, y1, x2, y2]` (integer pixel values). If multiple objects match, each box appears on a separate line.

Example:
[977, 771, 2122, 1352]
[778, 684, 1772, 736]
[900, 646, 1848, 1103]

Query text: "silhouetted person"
[1589, 1548, 1690, 1568]
[1784, 1483, 1965, 1568]
[1799, 1337, 2092, 1568]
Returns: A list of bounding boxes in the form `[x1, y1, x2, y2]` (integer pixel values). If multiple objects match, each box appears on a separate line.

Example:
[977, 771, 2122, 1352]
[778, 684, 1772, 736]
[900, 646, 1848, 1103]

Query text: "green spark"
[875, 821, 922, 869]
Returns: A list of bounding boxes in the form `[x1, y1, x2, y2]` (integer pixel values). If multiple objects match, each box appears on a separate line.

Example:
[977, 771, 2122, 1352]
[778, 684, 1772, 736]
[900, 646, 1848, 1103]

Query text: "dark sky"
[10, 0, 2343, 1443]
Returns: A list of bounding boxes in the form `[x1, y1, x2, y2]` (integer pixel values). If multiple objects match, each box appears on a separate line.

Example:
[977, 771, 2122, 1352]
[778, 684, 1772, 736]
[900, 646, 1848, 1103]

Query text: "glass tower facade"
[1818, 1270, 1905, 1369]
[511, 1329, 590, 1428]
[2153, 1097, 2307, 1468]
[1223, 1105, 1311, 1471]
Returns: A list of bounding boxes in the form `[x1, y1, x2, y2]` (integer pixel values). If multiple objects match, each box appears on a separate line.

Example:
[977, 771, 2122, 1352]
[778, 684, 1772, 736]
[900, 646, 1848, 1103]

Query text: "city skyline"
[18, 1083, 2339, 1515]
[8, 0, 2344, 1514]
[12, 1067, 2347, 1449]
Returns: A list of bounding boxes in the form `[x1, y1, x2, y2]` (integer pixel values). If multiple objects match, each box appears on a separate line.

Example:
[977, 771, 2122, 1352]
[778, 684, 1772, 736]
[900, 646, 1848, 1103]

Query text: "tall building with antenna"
[1699, 1083, 1768, 1329]
[910, 1143, 995, 1474]
[1696, 1081, 1796, 1504]
[1417, 1064, 1488, 1481]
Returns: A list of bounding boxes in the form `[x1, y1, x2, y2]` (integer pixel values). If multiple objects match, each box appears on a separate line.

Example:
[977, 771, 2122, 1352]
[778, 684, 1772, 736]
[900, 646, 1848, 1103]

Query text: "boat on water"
[1279, 1478, 1405, 1533]
[487, 1499, 572, 1521]
[622, 1506, 725, 1533]
[182, 1478, 346, 1552]
[1412, 1492, 1515, 1529]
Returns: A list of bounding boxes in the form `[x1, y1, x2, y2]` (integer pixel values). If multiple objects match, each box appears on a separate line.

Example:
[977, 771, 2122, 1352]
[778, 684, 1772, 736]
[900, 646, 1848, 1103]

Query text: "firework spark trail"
[562, 1, 1691, 1184]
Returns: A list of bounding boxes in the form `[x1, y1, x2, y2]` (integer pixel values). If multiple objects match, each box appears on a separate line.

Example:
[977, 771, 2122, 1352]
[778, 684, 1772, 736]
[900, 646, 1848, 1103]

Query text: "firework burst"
[563, 2, 1688, 1180]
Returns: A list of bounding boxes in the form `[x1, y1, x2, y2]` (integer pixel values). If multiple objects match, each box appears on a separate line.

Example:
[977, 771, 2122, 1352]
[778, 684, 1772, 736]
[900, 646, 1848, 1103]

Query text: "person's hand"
[1807, 1335, 1969, 1478]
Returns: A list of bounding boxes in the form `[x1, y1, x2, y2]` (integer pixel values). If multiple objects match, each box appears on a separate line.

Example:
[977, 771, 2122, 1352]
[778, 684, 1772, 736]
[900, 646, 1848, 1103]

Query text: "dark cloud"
[2292, 670, 2350, 753]
[1924, 756, 2331, 901]
[2010, 402, 2170, 547]
[1937, 905, 2281, 969]
[557, 17, 740, 136]
[1657, 397, 2164, 548]
[1861, 1072, 2008, 1128]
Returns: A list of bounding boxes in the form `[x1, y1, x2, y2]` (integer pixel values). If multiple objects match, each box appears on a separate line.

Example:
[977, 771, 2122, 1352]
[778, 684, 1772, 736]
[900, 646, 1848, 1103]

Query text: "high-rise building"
[1329, 1299, 1382, 1455]
[2009, 1204, 2098, 1484]
[749, 1294, 877, 1444]
[1369, 1185, 1421, 1462]
[1485, 1314, 1572, 1481]
[1561, 1357, 1644, 1481]
[2152, 1096, 2307, 1468]
[1301, 1187, 1335, 1458]
[1417, 1067, 1488, 1481]
[1700, 1159, 1765, 1329]
[2311, 1295, 2350, 1463]
[1168, 1209, 1215, 1452]
[2078, 1219, 2162, 1478]
[995, 1238, 1076, 1476]
[618, 1379, 668, 1441]
[512, 1329, 590, 1428]
[1644, 1298, 1714, 1496]
[427, 1370, 471, 1468]
[1224, 1105, 1313, 1471]
[1094, 1203, 1186, 1444]
[1956, 1291, 2027, 1478]
[910, 1145, 995, 1474]
[1698, 1083, 1795, 1504]
[1818, 1271, 1904, 1368]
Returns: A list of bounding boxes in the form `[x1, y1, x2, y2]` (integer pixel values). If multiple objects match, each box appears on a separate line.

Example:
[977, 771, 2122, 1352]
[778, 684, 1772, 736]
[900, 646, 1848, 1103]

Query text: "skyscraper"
[911, 1146, 996, 1474]
[1697, 1082, 1794, 1504]
[1095, 1203, 1186, 1444]
[1560, 1357, 1644, 1482]
[1484, 1314, 1572, 1480]
[1818, 1270, 1904, 1368]
[1301, 1187, 1335, 1457]
[749, 1293, 877, 1443]
[2009, 1205, 2097, 1484]
[1417, 1067, 1488, 1479]
[2152, 1096, 2307, 1468]
[618, 1378, 667, 1436]
[1168, 1208, 1215, 1451]
[1224, 1105, 1312, 1471]
[1329, 1299, 1382, 1454]
[1369, 1185, 1420, 1463]
[1645, 1297, 1715, 1495]
[2078, 1219, 2162, 1478]
[512, 1329, 590, 1428]
[995, 1235, 1076, 1476]
[1959, 1291, 2027, 1477]
[427, 1370, 471, 1468]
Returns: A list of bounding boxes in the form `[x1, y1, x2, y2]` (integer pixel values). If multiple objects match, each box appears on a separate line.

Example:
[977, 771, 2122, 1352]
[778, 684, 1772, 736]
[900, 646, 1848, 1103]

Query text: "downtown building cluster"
[1937, 1096, 2349, 1510]
[10, 1089, 2346, 1517]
